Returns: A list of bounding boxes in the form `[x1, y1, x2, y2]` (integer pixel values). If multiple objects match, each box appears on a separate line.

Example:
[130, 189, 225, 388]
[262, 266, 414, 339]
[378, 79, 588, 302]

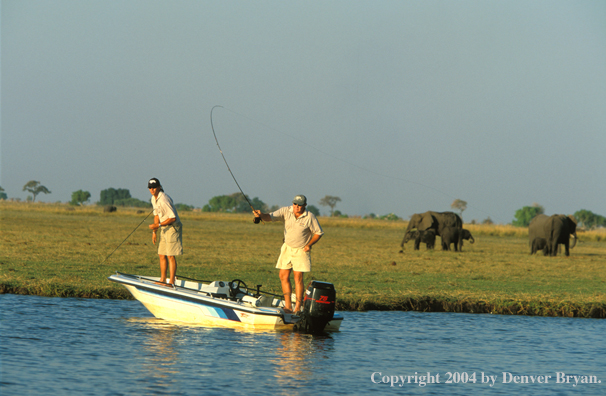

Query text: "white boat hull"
[109, 273, 343, 331]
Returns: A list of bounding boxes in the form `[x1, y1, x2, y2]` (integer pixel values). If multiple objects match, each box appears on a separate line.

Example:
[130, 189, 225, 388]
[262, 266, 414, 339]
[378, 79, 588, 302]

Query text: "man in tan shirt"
[253, 195, 323, 313]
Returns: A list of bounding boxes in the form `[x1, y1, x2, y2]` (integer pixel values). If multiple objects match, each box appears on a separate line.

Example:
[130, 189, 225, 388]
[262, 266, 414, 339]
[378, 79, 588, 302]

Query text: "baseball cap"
[292, 195, 307, 206]
[148, 178, 161, 189]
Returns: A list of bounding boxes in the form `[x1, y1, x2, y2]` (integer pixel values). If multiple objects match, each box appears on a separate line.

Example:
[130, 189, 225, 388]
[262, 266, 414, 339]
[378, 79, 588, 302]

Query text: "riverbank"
[2, 201, 605, 318]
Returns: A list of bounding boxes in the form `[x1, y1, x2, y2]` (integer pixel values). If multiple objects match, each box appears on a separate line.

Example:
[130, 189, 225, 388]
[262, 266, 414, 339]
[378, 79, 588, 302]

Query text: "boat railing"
[114, 271, 282, 302]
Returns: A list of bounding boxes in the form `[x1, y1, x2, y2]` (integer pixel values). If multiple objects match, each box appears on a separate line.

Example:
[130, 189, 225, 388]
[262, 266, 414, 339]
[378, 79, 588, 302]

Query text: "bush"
[379, 213, 401, 221]
[176, 203, 194, 212]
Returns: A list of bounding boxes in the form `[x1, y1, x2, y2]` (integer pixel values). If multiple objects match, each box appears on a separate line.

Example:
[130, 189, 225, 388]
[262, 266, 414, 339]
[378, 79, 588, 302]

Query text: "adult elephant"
[403, 211, 462, 242]
[528, 214, 577, 256]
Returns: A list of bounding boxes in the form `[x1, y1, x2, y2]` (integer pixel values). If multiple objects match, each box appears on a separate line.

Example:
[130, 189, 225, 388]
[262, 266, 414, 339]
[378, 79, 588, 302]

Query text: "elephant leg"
[414, 238, 421, 250]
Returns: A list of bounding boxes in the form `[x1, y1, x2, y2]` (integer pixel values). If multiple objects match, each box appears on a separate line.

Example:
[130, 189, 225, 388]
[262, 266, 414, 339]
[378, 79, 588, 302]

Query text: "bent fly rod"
[210, 105, 263, 224]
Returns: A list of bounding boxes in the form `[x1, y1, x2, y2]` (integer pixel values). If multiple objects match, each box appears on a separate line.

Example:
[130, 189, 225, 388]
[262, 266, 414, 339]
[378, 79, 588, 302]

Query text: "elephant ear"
[567, 215, 577, 231]
[419, 213, 435, 230]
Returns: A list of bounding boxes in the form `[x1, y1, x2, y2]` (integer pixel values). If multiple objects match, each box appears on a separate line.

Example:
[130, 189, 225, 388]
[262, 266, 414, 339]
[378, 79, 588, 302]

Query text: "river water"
[1, 294, 604, 395]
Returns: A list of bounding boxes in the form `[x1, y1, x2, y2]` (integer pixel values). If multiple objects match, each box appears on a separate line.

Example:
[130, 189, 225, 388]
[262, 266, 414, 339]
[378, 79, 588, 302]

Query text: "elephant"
[404, 211, 462, 239]
[528, 214, 577, 256]
[531, 237, 549, 256]
[400, 229, 436, 251]
[440, 227, 475, 251]
[460, 229, 475, 249]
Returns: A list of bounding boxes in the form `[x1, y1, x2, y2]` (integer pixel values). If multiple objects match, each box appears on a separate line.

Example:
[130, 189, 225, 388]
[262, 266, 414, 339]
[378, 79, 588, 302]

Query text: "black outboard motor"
[293, 281, 336, 334]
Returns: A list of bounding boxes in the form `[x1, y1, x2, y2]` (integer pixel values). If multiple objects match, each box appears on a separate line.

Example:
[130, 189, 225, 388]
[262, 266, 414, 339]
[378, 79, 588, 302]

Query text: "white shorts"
[158, 222, 183, 256]
[275, 243, 311, 272]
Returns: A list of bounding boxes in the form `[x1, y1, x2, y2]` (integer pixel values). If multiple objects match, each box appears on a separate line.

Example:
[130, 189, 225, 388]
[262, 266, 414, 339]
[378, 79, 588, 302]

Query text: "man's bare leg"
[158, 255, 168, 283]
[168, 256, 177, 284]
[279, 268, 293, 312]
[293, 271, 304, 313]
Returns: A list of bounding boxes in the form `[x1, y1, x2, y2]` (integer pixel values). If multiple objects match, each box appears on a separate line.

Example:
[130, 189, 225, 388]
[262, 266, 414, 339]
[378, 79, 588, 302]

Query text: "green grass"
[1, 201, 605, 318]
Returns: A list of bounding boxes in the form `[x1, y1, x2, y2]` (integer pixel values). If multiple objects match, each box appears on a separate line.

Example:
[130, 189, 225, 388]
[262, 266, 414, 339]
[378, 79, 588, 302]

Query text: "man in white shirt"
[147, 178, 183, 285]
[253, 195, 323, 313]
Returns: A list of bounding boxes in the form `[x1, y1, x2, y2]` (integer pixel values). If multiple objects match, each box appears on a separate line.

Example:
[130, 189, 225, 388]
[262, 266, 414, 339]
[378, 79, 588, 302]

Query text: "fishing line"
[211, 105, 263, 224]
[100, 208, 154, 265]
[212, 106, 499, 223]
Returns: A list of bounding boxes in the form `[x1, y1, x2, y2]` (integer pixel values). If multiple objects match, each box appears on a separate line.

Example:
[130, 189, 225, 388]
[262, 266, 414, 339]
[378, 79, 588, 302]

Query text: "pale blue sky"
[2, 0, 605, 223]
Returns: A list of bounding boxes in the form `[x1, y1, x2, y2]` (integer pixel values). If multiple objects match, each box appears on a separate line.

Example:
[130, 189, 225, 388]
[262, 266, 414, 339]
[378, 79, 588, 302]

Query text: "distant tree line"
[512, 204, 605, 229]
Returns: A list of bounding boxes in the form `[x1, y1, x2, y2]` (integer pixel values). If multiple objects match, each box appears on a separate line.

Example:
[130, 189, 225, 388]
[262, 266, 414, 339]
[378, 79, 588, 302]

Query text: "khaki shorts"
[275, 243, 311, 272]
[158, 221, 183, 256]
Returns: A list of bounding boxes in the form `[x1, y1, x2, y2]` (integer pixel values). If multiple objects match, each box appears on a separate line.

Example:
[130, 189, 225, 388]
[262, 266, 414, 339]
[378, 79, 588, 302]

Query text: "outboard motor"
[293, 281, 336, 334]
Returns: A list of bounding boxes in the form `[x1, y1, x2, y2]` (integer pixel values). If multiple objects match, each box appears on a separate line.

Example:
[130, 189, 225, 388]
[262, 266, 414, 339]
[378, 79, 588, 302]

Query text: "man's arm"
[253, 210, 272, 222]
[303, 234, 322, 252]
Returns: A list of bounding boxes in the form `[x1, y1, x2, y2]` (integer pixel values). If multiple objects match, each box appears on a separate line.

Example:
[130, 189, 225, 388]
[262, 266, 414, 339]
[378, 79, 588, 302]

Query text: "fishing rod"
[211, 105, 263, 224]
[100, 208, 154, 264]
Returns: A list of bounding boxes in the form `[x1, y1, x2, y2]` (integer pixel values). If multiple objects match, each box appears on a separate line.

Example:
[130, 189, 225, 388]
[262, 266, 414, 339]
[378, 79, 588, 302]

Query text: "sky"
[2, 0, 605, 224]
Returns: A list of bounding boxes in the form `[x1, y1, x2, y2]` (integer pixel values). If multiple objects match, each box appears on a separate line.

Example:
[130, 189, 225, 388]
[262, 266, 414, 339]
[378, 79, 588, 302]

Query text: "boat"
[108, 272, 343, 333]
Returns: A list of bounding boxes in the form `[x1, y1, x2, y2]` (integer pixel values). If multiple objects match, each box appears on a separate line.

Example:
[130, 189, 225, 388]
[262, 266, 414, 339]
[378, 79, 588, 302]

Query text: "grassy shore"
[1, 201, 605, 318]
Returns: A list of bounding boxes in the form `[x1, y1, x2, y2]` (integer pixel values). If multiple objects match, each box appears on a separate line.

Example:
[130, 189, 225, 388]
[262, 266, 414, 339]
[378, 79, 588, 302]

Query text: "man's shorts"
[275, 243, 311, 272]
[158, 221, 183, 256]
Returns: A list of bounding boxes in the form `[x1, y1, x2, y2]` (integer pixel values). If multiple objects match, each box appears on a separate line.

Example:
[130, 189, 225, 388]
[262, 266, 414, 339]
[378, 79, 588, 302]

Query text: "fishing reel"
[253, 217, 261, 224]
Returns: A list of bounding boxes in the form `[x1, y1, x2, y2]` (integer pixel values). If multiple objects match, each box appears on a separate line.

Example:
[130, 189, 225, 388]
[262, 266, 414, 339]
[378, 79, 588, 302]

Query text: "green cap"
[292, 195, 307, 206]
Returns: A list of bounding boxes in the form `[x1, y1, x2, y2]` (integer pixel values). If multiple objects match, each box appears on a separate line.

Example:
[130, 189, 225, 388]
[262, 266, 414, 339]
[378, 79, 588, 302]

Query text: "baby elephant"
[401, 229, 436, 251]
[531, 237, 549, 256]
[441, 227, 475, 251]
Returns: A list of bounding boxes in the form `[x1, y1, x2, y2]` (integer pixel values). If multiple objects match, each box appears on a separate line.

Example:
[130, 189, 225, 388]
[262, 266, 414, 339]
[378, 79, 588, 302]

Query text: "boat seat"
[257, 294, 274, 307]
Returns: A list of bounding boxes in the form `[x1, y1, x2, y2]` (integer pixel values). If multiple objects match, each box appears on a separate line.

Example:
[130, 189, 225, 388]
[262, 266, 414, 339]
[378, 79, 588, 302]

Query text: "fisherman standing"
[253, 195, 323, 313]
[148, 178, 183, 285]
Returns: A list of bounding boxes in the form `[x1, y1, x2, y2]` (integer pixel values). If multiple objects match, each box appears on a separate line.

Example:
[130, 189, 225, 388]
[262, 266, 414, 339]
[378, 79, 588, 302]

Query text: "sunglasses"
[293, 203, 306, 206]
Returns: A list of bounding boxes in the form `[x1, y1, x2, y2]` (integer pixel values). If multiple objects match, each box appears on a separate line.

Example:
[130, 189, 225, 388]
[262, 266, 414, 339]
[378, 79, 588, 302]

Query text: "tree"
[70, 190, 91, 206]
[99, 188, 131, 205]
[23, 180, 51, 202]
[235, 195, 268, 213]
[512, 204, 544, 227]
[451, 199, 467, 217]
[0, 186, 6, 200]
[307, 204, 320, 216]
[202, 193, 266, 213]
[203, 194, 237, 212]
[574, 209, 606, 229]
[319, 195, 341, 216]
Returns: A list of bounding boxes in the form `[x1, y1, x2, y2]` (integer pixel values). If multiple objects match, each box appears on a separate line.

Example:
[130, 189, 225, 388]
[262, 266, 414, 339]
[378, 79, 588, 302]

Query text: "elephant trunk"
[469, 235, 475, 244]
[570, 231, 577, 249]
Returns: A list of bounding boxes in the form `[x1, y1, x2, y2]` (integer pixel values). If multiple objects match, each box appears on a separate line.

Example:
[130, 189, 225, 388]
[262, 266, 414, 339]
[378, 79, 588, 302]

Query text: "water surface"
[1, 294, 604, 395]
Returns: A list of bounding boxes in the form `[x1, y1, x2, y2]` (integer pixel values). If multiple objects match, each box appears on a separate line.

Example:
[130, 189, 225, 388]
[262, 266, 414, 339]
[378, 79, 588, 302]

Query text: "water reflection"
[271, 332, 335, 393]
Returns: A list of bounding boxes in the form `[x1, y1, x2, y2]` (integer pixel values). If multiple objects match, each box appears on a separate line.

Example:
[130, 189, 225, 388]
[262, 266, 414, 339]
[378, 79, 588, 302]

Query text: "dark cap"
[292, 195, 307, 206]
[148, 178, 161, 189]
